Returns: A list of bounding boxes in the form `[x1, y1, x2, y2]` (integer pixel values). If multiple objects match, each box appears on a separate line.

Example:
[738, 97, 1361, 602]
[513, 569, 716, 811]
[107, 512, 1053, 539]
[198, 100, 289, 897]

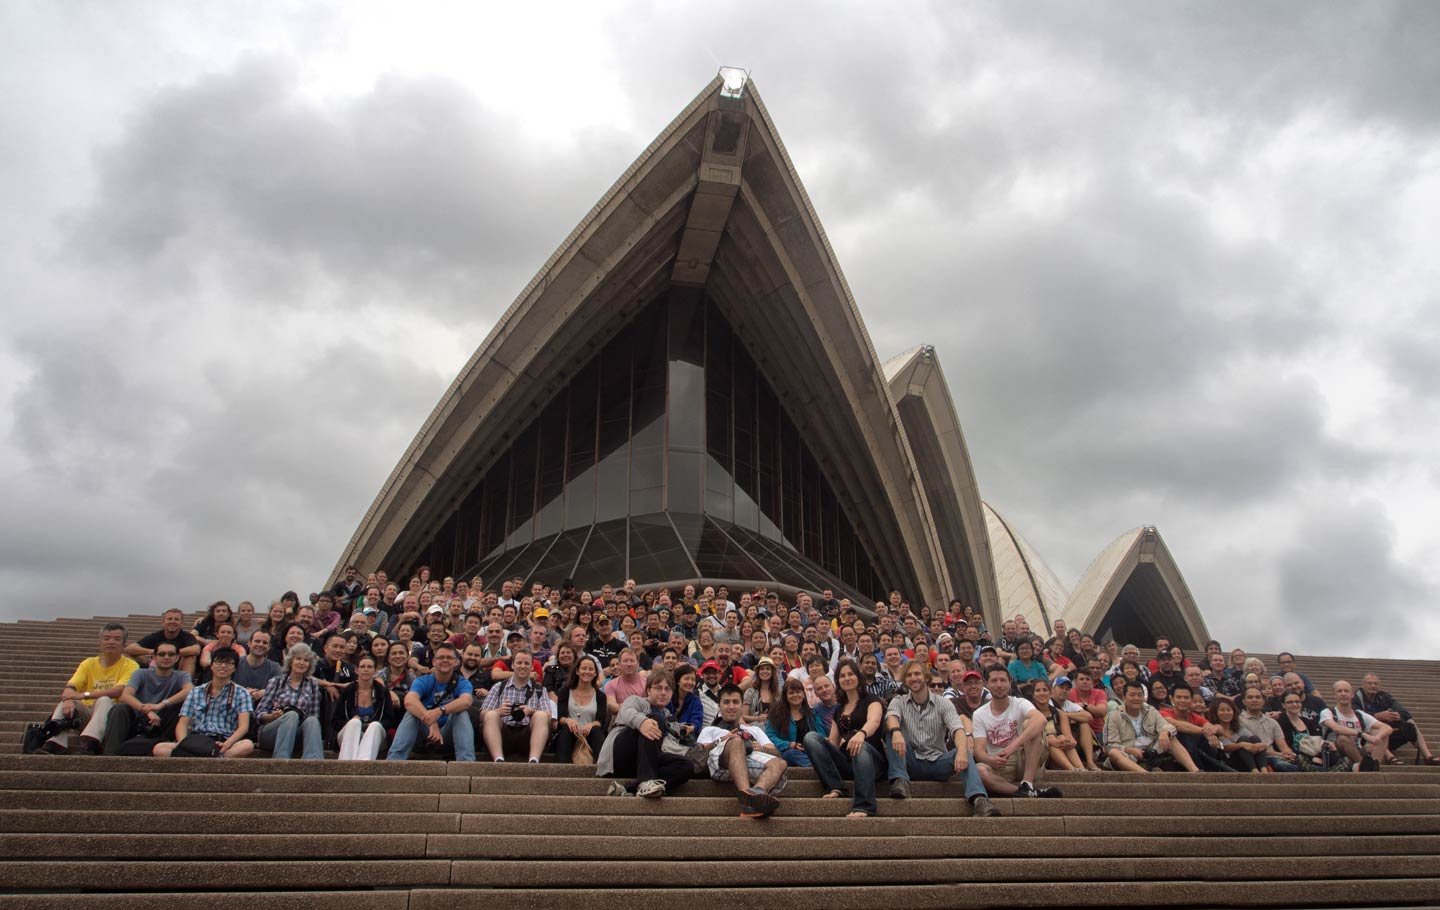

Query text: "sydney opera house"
[331, 73, 1212, 649]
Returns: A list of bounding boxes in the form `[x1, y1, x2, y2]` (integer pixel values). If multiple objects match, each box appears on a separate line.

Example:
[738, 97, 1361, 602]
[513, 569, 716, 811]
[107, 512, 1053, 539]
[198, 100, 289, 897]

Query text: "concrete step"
[428, 832, 1440, 860]
[1, 895, 406, 910]
[403, 880, 1440, 909]
[1, 790, 445, 813]
[3, 861, 451, 891]
[0, 810, 461, 834]
[0, 770, 470, 794]
[0, 833, 430, 859]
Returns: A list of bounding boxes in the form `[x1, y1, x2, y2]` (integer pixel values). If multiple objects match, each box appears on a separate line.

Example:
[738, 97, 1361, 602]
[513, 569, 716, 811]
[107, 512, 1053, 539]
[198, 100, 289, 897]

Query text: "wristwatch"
[83, 691, 91, 700]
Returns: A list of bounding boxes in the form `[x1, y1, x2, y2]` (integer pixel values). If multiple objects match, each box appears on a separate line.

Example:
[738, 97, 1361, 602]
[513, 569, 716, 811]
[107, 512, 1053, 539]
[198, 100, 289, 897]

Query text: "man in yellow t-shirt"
[41, 623, 139, 754]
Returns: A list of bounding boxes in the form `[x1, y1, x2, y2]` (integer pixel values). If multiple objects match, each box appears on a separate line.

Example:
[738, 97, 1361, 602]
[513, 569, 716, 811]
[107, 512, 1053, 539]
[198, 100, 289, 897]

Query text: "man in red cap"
[946, 668, 991, 719]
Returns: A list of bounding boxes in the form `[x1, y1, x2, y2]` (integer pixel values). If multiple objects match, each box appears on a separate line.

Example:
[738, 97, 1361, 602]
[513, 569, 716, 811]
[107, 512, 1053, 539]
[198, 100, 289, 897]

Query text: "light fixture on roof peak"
[718, 66, 749, 99]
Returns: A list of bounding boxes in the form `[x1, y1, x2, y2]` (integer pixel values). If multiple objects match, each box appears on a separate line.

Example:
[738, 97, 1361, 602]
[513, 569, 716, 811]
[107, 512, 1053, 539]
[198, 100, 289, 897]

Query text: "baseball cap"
[533, 607, 550, 619]
[700, 660, 722, 673]
[1054, 676, 1072, 687]
[962, 670, 982, 682]
[978, 645, 997, 655]
[427, 604, 444, 614]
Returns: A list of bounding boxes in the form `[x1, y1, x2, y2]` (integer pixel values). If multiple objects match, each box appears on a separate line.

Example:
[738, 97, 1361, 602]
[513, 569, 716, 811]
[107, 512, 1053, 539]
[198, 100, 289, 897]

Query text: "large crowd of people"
[29, 566, 1440, 818]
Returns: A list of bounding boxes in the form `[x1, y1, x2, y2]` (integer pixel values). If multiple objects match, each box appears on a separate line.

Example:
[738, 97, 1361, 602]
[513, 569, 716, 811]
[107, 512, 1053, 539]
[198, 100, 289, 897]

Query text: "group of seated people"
[30, 566, 1439, 818]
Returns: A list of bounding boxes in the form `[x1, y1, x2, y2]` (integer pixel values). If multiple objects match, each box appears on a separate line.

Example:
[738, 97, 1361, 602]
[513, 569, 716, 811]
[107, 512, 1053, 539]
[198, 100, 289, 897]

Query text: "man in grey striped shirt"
[883, 659, 1000, 818]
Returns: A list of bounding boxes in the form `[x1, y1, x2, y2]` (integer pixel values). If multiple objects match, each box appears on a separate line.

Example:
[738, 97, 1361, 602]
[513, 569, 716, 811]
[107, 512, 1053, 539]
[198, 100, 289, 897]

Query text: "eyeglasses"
[929, 683, 946, 691]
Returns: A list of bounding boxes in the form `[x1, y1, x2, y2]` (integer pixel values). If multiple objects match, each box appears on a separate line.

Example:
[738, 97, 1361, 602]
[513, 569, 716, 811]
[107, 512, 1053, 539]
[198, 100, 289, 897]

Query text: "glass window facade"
[414, 294, 884, 601]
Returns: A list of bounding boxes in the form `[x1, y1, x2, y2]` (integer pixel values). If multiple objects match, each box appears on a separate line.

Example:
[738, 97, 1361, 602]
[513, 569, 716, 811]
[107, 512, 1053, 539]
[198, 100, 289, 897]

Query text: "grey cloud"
[69, 56, 639, 321]
[1276, 500, 1432, 656]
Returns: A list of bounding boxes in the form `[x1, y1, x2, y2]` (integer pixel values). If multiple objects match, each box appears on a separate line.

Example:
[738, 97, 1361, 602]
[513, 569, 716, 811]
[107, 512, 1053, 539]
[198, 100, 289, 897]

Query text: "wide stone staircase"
[2, 613, 1439, 907]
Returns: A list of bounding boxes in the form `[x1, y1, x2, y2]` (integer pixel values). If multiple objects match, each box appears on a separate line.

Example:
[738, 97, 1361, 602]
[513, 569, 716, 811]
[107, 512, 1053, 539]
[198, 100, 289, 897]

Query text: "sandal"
[822, 789, 845, 799]
[1384, 756, 1404, 765]
[1424, 755, 1440, 766]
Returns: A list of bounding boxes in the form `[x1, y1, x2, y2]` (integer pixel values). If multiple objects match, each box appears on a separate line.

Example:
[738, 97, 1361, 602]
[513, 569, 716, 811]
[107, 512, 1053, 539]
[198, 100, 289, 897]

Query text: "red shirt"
[1160, 707, 1206, 728]
[1073, 687, 1107, 734]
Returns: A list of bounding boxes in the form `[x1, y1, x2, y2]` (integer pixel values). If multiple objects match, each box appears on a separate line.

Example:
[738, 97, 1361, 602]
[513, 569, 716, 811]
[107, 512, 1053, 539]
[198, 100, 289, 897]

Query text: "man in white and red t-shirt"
[971, 666, 1060, 798]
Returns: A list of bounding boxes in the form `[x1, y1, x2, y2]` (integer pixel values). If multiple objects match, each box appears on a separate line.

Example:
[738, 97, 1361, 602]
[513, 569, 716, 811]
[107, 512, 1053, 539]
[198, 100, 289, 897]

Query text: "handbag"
[1297, 735, 1325, 758]
[21, 723, 47, 755]
[571, 734, 595, 765]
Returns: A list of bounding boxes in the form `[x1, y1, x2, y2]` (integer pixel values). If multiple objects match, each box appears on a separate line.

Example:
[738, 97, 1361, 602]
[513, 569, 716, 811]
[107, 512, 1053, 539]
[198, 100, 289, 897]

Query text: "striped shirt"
[886, 692, 964, 761]
[180, 681, 254, 738]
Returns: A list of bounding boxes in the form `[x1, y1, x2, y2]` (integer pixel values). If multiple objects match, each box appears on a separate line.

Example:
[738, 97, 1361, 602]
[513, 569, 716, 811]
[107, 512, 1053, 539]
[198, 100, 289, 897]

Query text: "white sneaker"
[636, 779, 666, 799]
[606, 781, 631, 797]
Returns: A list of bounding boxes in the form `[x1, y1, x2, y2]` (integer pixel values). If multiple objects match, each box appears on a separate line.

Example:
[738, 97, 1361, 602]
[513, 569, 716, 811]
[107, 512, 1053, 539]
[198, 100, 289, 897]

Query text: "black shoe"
[889, 779, 910, 800]
[743, 789, 779, 818]
[76, 737, 101, 756]
[1014, 781, 1037, 797]
[1359, 756, 1379, 772]
[1033, 785, 1063, 798]
[38, 740, 67, 755]
[969, 794, 1001, 817]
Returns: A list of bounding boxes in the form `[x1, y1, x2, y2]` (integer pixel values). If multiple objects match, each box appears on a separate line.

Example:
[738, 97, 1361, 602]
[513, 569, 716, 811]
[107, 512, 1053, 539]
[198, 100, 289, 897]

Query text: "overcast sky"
[3, 2, 1438, 658]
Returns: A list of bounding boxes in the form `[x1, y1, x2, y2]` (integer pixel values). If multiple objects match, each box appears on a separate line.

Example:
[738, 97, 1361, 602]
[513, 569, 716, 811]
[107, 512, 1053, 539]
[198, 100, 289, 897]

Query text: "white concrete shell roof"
[1060, 525, 1211, 650]
[331, 77, 949, 605]
[982, 502, 1069, 635]
[883, 345, 1001, 626]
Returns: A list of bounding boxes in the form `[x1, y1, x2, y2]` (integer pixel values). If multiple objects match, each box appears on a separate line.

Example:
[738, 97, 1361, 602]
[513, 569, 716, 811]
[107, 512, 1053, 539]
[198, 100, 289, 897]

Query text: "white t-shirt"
[972, 697, 1037, 750]
[1319, 707, 1376, 736]
[697, 722, 779, 775]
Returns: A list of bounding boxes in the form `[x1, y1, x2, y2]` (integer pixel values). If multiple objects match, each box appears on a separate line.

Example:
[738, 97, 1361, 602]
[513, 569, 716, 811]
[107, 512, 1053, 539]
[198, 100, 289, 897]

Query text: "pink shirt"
[606, 674, 648, 704]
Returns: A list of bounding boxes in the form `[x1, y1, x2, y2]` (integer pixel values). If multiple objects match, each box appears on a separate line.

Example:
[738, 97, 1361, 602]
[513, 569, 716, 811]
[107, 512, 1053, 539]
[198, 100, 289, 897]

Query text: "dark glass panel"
[486, 539, 537, 587]
[527, 526, 591, 588]
[565, 362, 599, 530]
[594, 335, 632, 523]
[572, 518, 629, 590]
[731, 344, 758, 531]
[780, 412, 802, 547]
[692, 518, 766, 580]
[801, 447, 822, 559]
[480, 451, 510, 559]
[630, 300, 667, 515]
[755, 372, 781, 540]
[705, 302, 733, 470]
[628, 513, 698, 583]
[723, 524, 824, 592]
[507, 423, 539, 548]
[456, 483, 483, 572]
[535, 395, 568, 538]
[667, 451, 703, 515]
[838, 516, 857, 589]
[820, 485, 840, 574]
[704, 455, 735, 523]
[666, 292, 705, 452]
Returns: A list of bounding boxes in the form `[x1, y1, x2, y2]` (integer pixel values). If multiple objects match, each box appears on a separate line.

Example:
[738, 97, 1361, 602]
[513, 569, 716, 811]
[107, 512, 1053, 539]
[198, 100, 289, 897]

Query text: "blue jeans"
[1265, 754, 1300, 772]
[803, 731, 883, 815]
[258, 711, 324, 760]
[779, 746, 811, 768]
[386, 711, 476, 761]
[884, 731, 986, 800]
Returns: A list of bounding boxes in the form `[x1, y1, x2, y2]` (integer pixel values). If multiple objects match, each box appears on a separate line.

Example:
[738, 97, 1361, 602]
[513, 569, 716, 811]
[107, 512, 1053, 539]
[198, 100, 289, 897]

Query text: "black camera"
[510, 705, 526, 723]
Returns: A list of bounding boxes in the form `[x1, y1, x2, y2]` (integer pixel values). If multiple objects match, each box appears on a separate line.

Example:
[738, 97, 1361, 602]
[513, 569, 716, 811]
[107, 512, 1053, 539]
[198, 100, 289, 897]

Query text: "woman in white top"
[1320, 679, 1391, 772]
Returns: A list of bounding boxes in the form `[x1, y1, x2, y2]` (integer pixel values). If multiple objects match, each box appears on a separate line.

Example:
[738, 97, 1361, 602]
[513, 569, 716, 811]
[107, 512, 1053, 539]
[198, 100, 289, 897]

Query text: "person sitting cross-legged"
[597, 667, 694, 799]
[386, 644, 476, 761]
[1103, 680, 1196, 772]
[698, 684, 789, 817]
[102, 639, 192, 755]
[152, 649, 254, 758]
[883, 658, 1001, 818]
[971, 667, 1063, 797]
[480, 646, 551, 762]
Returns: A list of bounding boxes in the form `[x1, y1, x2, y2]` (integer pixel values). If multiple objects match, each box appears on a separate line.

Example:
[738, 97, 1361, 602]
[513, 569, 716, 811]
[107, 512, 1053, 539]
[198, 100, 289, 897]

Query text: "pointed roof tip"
[1061, 523, 1211, 650]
